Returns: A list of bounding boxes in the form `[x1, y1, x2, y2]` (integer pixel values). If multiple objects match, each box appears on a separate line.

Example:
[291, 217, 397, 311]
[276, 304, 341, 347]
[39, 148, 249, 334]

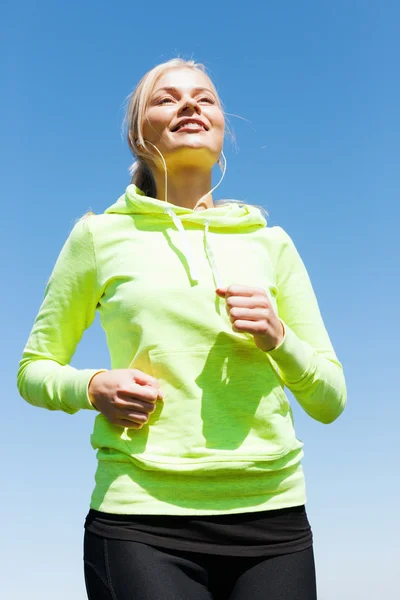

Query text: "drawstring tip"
[189, 269, 200, 283]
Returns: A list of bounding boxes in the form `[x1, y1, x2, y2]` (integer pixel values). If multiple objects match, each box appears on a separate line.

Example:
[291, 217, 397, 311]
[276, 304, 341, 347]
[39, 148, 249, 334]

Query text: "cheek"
[142, 112, 170, 141]
[212, 112, 225, 143]
[213, 118, 225, 149]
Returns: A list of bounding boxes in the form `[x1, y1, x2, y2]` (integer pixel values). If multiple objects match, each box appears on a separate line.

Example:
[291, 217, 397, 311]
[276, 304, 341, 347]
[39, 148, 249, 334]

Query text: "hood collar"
[105, 185, 267, 287]
[105, 185, 267, 229]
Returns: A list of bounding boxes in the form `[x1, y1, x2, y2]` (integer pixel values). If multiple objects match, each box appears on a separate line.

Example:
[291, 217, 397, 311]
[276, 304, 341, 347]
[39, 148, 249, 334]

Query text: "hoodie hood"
[105, 185, 267, 229]
[105, 185, 267, 288]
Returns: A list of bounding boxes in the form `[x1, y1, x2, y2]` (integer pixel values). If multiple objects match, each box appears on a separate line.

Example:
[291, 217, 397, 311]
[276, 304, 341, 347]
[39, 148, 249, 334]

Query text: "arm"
[267, 227, 347, 424]
[17, 217, 106, 414]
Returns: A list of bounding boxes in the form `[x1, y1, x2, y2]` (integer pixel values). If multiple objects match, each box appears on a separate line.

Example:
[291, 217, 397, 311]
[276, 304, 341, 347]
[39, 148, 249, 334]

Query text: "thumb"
[129, 369, 160, 389]
[216, 287, 227, 297]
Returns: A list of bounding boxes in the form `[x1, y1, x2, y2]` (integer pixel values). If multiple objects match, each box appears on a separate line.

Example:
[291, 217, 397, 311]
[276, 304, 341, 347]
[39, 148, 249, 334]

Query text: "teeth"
[176, 122, 205, 131]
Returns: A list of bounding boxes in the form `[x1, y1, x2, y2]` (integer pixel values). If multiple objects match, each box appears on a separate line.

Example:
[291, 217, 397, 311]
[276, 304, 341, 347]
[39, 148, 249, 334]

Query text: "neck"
[152, 166, 214, 211]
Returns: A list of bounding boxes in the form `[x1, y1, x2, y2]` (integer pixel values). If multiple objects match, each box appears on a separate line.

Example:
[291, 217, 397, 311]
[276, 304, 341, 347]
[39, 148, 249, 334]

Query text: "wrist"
[87, 370, 108, 409]
[271, 320, 285, 351]
[255, 321, 285, 353]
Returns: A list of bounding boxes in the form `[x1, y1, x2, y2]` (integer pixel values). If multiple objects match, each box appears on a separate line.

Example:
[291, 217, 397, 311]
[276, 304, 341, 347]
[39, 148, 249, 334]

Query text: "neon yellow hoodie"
[17, 185, 346, 515]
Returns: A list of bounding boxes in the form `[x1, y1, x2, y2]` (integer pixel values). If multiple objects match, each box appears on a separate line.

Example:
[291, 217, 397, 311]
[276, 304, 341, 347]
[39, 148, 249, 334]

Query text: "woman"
[18, 58, 346, 599]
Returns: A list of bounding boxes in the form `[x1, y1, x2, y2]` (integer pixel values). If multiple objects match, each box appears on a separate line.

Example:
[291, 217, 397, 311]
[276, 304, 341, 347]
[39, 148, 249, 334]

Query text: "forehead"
[152, 68, 214, 94]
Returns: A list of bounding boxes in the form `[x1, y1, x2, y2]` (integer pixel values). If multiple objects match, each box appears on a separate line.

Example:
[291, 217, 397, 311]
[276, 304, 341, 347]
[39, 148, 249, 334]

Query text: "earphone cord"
[143, 141, 227, 206]
[144, 141, 169, 203]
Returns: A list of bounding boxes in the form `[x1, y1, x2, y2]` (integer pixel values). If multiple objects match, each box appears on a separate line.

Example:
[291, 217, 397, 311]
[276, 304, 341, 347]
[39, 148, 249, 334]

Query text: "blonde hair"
[124, 58, 223, 198]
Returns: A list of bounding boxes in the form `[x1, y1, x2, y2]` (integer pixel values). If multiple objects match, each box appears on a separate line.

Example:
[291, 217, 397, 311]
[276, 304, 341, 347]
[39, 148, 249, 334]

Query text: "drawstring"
[164, 209, 223, 288]
[204, 220, 223, 289]
[140, 141, 227, 287]
[165, 207, 200, 282]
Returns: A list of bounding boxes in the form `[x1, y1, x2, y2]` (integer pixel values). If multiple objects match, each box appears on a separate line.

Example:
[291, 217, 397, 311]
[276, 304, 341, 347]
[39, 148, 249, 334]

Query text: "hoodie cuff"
[86, 370, 108, 410]
[267, 321, 315, 383]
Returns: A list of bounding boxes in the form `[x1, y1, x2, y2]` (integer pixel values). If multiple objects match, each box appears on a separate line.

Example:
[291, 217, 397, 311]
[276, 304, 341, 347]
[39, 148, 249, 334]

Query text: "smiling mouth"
[171, 120, 208, 132]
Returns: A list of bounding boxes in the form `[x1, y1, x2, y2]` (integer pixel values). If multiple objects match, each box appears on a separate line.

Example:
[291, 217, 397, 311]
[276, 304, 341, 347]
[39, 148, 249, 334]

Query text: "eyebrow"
[152, 86, 216, 97]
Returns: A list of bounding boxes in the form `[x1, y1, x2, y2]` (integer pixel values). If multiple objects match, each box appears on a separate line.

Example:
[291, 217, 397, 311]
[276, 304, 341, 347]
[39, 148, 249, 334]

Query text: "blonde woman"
[18, 58, 346, 599]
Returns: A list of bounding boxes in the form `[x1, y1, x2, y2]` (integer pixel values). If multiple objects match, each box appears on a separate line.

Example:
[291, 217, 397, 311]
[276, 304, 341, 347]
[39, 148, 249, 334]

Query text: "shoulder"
[264, 225, 291, 241]
[263, 225, 295, 251]
[260, 226, 303, 271]
[73, 212, 128, 238]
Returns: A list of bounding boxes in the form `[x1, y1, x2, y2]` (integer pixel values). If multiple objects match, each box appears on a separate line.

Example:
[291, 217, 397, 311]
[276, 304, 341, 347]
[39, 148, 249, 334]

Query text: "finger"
[229, 307, 270, 322]
[232, 320, 270, 335]
[121, 411, 149, 424]
[226, 295, 270, 309]
[224, 285, 265, 298]
[130, 370, 161, 390]
[119, 384, 159, 404]
[113, 418, 145, 429]
[116, 399, 157, 414]
[117, 391, 163, 408]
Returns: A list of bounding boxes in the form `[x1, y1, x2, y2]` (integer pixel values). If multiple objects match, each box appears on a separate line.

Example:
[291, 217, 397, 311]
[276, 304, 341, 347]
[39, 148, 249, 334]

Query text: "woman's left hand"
[216, 285, 284, 352]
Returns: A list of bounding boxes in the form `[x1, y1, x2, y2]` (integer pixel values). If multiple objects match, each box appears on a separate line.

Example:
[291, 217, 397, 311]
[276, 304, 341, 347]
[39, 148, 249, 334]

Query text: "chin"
[175, 137, 211, 149]
[165, 144, 219, 165]
[160, 140, 216, 161]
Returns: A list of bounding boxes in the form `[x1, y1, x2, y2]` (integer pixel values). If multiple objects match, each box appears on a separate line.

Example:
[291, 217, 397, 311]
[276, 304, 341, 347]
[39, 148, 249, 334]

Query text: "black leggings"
[84, 530, 317, 600]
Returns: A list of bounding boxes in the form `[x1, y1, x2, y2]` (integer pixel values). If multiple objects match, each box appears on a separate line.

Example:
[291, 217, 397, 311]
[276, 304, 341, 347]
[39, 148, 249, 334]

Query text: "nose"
[179, 95, 201, 115]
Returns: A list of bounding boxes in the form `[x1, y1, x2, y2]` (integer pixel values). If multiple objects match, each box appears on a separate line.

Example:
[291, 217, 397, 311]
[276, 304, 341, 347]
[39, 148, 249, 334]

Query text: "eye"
[199, 96, 214, 104]
[157, 97, 174, 105]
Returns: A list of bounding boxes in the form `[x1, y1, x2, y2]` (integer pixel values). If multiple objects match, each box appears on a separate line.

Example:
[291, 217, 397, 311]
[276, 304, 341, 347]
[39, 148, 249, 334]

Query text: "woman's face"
[142, 68, 225, 170]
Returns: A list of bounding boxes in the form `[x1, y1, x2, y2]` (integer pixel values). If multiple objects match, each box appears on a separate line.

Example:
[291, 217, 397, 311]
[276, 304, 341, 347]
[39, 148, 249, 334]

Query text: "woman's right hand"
[88, 369, 163, 429]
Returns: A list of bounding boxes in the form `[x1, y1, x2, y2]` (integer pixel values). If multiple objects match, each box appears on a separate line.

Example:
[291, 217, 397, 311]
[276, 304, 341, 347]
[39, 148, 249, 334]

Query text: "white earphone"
[135, 139, 227, 206]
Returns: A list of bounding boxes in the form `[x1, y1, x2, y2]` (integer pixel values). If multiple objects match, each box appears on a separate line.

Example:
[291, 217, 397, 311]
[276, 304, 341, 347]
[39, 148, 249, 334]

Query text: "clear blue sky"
[2, 1, 399, 598]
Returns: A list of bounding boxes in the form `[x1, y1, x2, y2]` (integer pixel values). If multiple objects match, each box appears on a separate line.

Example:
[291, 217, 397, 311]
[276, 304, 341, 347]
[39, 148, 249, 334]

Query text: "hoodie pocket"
[124, 343, 300, 473]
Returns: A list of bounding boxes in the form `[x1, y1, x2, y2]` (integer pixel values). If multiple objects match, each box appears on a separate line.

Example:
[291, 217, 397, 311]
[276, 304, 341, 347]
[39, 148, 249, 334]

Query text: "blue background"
[2, 1, 399, 597]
